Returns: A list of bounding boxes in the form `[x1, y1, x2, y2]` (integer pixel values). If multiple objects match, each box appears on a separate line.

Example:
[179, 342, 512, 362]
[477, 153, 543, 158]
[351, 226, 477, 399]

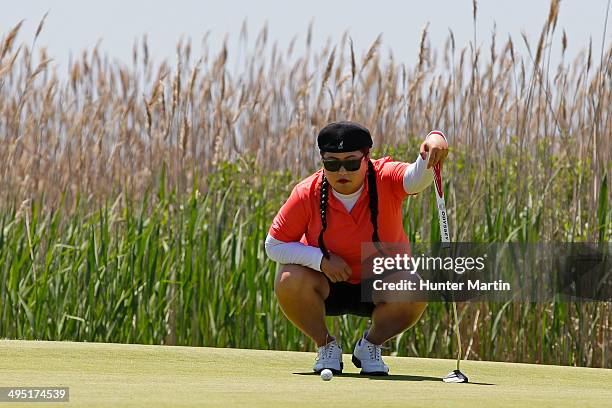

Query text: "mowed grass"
[1, 340, 611, 408]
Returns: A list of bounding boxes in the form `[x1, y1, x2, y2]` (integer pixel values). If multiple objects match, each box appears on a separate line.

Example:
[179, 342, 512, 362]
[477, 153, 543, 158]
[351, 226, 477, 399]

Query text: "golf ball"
[320, 369, 333, 381]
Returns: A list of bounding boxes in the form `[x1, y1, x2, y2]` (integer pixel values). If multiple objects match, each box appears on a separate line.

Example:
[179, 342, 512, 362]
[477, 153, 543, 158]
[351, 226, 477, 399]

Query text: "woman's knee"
[410, 301, 428, 319]
[399, 301, 427, 322]
[274, 264, 328, 299]
[375, 300, 428, 322]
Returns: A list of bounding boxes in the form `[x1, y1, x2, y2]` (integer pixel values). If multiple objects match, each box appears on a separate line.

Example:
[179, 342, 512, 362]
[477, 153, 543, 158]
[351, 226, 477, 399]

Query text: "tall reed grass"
[0, 0, 610, 367]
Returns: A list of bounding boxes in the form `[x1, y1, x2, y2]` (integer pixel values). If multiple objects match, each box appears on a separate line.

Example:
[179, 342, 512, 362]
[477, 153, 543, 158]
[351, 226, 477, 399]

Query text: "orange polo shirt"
[268, 156, 415, 283]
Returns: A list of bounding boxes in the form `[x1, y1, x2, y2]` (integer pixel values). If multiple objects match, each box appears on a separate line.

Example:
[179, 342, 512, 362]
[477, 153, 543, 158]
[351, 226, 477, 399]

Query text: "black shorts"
[324, 278, 375, 317]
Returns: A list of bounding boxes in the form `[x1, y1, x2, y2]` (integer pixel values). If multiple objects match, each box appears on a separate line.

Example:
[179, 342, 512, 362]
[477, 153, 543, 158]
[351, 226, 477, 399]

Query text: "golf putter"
[433, 162, 469, 384]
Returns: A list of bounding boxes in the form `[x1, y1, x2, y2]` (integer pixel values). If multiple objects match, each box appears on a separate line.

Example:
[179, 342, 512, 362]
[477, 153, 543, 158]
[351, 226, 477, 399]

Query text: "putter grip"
[433, 164, 450, 247]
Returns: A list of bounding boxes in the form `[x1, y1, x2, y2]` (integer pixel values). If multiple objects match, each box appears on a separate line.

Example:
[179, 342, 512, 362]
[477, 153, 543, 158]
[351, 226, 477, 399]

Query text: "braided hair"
[318, 150, 381, 259]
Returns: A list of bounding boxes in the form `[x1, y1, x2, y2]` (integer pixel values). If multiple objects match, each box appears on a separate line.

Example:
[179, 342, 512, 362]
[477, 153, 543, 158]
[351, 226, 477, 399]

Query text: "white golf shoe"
[313, 338, 343, 374]
[352, 332, 389, 375]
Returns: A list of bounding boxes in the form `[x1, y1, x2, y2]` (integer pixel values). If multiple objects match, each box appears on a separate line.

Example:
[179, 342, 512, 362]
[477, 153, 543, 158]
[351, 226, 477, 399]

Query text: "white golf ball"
[320, 369, 333, 381]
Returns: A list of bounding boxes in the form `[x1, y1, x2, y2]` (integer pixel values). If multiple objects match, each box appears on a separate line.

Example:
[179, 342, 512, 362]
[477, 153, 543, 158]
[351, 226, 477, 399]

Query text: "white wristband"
[426, 130, 448, 143]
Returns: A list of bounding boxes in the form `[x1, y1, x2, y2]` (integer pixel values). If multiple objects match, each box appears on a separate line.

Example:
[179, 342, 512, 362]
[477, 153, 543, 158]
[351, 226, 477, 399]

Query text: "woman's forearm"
[403, 153, 434, 194]
[404, 131, 448, 194]
[264, 233, 324, 271]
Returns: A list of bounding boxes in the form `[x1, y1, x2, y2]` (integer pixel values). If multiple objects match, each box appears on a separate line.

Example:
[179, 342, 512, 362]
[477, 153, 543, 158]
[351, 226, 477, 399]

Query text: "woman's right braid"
[318, 175, 331, 259]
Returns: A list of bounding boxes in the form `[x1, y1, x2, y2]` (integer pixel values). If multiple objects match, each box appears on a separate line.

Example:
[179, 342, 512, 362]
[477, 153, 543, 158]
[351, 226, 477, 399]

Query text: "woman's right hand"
[320, 252, 352, 282]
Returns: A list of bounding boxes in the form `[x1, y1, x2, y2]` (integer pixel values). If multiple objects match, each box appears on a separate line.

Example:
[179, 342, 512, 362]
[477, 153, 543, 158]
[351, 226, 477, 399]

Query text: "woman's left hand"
[420, 133, 448, 169]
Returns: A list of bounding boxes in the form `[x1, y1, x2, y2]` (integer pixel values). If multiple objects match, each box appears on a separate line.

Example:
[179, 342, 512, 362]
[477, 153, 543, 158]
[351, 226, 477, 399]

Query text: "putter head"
[442, 369, 469, 383]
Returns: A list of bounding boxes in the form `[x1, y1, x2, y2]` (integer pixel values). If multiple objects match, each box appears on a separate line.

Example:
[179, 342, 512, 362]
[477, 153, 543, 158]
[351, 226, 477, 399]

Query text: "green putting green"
[0, 340, 610, 407]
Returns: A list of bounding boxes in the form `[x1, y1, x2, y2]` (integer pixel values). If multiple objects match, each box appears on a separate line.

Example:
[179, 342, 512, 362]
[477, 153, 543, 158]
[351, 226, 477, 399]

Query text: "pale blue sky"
[1, 0, 610, 73]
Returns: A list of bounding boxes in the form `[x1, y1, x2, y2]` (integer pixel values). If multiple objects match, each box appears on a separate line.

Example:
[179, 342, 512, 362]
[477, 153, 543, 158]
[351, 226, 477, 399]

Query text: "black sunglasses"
[322, 155, 365, 172]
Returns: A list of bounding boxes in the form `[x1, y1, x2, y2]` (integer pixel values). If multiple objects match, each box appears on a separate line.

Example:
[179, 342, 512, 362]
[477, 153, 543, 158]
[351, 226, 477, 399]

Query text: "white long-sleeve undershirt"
[264, 152, 436, 272]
